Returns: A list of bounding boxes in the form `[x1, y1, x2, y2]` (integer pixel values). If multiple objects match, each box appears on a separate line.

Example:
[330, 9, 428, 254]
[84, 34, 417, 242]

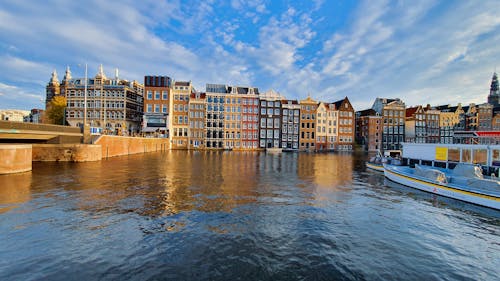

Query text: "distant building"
[299, 96, 318, 151]
[23, 109, 44, 123]
[477, 103, 493, 131]
[205, 84, 228, 149]
[170, 81, 193, 149]
[281, 100, 301, 151]
[487, 72, 499, 106]
[493, 110, 500, 130]
[355, 109, 382, 152]
[230, 86, 259, 150]
[143, 76, 171, 137]
[0, 109, 30, 122]
[259, 89, 284, 149]
[189, 92, 206, 149]
[332, 97, 355, 150]
[435, 103, 465, 143]
[372, 98, 405, 151]
[464, 104, 478, 131]
[57, 65, 144, 134]
[423, 105, 441, 143]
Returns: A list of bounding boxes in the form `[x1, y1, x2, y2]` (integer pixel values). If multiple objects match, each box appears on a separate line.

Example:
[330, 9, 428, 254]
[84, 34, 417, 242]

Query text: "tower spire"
[50, 69, 59, 84]
[487, 72, 499, 106]
[63, 66, 72, 82]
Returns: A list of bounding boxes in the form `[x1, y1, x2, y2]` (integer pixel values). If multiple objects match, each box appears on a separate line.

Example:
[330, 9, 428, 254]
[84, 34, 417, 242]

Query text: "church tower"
[45, 69, 60, 105]
[487, 72, 499, 106]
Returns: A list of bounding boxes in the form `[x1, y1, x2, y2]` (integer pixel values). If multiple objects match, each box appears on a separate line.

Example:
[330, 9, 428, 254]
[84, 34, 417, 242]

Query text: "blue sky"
[0, 0, 499, 111]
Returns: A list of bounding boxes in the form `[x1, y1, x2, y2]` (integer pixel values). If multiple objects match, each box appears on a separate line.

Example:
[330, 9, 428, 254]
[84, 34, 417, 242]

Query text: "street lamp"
[84, 63, 88, 128]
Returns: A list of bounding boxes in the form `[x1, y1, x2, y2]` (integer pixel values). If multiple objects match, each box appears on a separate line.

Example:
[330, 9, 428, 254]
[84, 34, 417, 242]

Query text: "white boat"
[384, 163, 500, 210]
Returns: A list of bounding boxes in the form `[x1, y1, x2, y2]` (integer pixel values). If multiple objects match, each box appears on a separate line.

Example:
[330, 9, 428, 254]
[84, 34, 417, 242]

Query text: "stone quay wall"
[32, 144, 102, 162]
[94, 136, 169, 159]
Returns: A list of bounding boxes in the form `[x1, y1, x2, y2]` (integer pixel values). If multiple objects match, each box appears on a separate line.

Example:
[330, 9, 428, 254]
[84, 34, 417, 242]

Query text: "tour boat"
[384, 163, 500, 210]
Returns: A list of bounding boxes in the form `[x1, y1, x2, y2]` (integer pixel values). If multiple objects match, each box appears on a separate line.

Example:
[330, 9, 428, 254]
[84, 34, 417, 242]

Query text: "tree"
[46, 95, 67, 125]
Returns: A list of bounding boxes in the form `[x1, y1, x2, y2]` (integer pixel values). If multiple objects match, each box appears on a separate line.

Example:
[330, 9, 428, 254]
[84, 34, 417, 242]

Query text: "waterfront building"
[332, 97, 355, 150]
[316, 102, 328, 151]
[316, 102, 339, 151]
[170, 81, 193, 149]
[477, 103, 493, 130]
[143, 75, 171, 137]
[281, 100, 301, 151]
[259, 90, 284, 149]
[62, 65, 144, 134]
[487, 72, 499, 106]
[299, 96, 318, 151]
[188, 92, 206, 149]
[355, 109, 382, 152]
[240, 87, 260, 150]
[205, 84, 228, 149]
[372, 98, 405, 151]
[224, 86, 258, 150]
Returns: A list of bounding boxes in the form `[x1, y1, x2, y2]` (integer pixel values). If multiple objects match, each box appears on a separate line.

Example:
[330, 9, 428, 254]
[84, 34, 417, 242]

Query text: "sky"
[0, 0, 499, 111]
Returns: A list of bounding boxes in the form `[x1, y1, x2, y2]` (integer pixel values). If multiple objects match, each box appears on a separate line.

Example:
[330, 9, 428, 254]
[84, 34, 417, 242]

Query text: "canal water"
[0, 151, 499, 280]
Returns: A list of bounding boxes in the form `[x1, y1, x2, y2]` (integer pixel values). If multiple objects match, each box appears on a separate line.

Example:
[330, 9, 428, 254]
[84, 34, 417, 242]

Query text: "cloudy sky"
[0, 0, 499, 110]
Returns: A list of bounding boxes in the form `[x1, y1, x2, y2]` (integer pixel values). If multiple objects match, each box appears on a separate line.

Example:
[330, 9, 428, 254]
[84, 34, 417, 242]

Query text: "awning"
[476, 131, 500, 137]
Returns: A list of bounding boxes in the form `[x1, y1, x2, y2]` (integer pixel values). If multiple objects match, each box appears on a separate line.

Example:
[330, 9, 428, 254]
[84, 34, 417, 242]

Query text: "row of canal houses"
[150, 77, 355, 152]
[143, 76, 356, 151]
[47, 66, 500, 153]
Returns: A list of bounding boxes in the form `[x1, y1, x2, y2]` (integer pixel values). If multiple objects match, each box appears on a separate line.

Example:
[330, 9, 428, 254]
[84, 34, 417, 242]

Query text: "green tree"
[46, 95, 67, 125]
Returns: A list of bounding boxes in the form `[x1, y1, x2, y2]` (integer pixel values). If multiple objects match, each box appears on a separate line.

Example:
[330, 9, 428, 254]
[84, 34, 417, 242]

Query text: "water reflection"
[0, 172, 32, 213]
[0, 151, 499, 281]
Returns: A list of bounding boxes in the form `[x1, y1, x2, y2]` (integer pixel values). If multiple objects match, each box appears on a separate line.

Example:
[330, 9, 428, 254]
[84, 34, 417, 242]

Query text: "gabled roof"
[356, 108, 377, 116]
[405, 106, 420, 118]
[174, 81, 190, 87]
[331, 97, 352, 111]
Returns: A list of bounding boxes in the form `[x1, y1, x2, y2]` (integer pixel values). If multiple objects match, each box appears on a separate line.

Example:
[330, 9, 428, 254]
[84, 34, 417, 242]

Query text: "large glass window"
[473, 149, 487, 165]
[461, 149, 472, 163]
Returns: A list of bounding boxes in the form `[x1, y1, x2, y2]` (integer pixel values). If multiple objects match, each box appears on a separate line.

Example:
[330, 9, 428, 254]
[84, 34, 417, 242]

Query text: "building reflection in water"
[1, 151, 354, 223]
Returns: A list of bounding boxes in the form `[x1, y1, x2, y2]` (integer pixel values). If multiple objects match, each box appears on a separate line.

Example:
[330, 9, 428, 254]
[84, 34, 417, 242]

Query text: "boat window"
[448, 148, 460, 162]
[461, 149, 472, 163]
[473, 149, 487, 165]
[492, 150, 500, 167]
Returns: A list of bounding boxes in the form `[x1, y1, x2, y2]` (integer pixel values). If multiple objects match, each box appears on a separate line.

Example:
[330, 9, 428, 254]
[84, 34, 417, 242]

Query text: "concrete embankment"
[0, 137, 169, 173]
[0, 144, 32, 174]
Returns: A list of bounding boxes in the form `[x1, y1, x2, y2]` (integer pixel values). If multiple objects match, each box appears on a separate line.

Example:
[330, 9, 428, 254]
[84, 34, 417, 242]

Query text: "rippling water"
[0, 151, 499, 280]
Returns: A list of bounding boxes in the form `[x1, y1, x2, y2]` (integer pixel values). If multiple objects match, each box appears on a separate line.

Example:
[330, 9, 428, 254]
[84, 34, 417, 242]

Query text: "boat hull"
[366, 162, 384, 172]
[384, 165, 500, 210]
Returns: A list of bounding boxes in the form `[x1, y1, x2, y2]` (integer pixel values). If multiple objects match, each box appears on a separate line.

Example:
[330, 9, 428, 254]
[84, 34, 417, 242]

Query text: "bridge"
[0, 120, 82, 144]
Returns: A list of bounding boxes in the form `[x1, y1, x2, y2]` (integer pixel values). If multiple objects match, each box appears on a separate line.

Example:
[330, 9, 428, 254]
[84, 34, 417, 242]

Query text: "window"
[155, 91, 160, 100]
[147, 91, 153, 100]
[162, 91, 168, 100]
[147, 104, 152, 113]
[155, 104, 160, 113]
